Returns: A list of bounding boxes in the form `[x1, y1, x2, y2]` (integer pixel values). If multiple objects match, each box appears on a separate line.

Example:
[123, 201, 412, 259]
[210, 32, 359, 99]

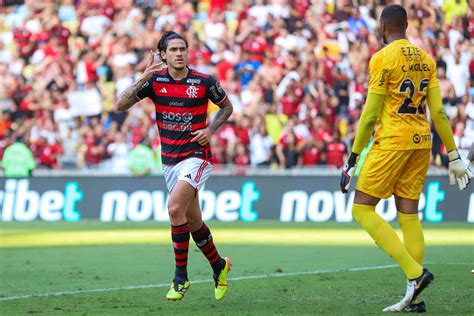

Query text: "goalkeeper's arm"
[351, 93, 384, 154]
[427, 86, 472, 190]
[426, 86, 456, 152]
[340, 93, 383, 193]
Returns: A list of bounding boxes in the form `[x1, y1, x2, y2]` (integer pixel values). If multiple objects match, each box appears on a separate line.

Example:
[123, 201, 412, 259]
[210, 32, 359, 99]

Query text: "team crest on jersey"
[186, 86, 199, 98]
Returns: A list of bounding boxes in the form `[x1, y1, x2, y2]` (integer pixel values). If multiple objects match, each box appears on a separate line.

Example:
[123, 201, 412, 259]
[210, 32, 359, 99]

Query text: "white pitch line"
[1, 262, 471, 302]
[0, 264, 398, 302]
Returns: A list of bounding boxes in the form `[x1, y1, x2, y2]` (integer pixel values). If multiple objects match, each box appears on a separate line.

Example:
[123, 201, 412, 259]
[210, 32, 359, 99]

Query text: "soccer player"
[116, 31, 233, 301]
[340, 5, 472, 313]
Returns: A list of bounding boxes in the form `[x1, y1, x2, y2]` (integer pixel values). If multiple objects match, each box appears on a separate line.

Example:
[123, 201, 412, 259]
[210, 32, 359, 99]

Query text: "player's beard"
[173, 59, 186, 70]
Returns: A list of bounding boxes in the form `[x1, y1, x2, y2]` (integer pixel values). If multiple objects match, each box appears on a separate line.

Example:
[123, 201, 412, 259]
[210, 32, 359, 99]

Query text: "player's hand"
[340, 152, 359, 193]
[447, 150, 472, 190]
[140, 50, 165, 81]
[191, 128, 212, 146]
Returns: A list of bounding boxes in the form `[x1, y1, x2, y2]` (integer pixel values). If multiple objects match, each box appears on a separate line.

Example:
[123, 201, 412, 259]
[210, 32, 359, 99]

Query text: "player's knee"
[168, 202, 186, 221]
[351, 203, 373, 223]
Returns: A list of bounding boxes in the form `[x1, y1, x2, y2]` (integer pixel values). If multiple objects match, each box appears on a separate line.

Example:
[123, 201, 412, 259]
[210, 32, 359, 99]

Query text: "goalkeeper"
[339, 4, 472, 313]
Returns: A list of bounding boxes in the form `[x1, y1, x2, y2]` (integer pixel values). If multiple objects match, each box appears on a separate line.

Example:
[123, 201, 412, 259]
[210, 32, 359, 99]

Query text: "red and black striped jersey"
[136, 67, 227, 165]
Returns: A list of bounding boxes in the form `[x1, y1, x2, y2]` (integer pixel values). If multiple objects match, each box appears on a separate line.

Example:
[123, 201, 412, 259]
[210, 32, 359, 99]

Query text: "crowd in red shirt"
[0, 0, 472, 172]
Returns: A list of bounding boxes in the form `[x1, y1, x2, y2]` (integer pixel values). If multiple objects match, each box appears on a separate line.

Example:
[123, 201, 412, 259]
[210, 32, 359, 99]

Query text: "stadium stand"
[0, 0, 472, 173]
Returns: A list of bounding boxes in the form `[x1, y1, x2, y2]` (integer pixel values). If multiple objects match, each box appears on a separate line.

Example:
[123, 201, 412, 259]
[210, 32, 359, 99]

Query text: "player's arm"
[427, 85, 472, 189]
[340, 51, 387, 193]
[351, 93, 384, 154]
[192, 78, 234, 146]
[116, 51, 164, 111]
[340, 93, 384, 193]
[208, 97, 233, 134]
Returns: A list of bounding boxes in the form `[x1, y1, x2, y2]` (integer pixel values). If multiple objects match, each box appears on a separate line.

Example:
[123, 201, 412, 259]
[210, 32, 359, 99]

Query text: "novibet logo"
[0, 179, 83, 222]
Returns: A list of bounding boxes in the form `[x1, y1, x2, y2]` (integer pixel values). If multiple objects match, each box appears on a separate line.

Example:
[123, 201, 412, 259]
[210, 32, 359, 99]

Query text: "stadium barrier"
[0, 175, 472, 222]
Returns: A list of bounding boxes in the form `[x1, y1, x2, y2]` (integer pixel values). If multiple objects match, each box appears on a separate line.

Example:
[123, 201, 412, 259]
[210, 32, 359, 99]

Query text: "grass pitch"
[0, 221, 473, 315]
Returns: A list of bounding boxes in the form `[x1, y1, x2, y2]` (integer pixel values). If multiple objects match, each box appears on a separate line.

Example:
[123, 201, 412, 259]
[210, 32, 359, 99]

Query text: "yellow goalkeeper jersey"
[368, 38, 438, 150]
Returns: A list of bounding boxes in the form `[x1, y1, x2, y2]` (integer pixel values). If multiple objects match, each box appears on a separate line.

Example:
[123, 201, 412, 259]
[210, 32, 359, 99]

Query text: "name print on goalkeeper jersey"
[136, 68, 227, 165]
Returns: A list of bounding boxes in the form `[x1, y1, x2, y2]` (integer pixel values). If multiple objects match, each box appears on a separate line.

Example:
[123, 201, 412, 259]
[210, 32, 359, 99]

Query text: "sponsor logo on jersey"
[378, 69, 389, 87]
[209, 85, 219, 99]
[169, 101, 184, 106]
[216, 80, 224, 93]
[186, 78, 201, 85]
[162, 112, 193, 123]
[186, 86, 199, 98]
[155, 77, 170, 82]
[161, 122, 193, 131]
[160, 87, 168, 93]
[413, 134, 430, 144]
[413, 134, 421, 144]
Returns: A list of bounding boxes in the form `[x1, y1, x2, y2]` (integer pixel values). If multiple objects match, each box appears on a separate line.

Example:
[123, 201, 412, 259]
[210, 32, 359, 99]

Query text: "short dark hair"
[380, 4, 407, 31]
[157, 31, 188, 52]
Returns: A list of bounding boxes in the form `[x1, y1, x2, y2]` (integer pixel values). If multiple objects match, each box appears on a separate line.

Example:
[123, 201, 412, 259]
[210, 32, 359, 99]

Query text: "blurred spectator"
[249, 125, 274, 166]
[0, 0, 470, 172]
[128, 143, 158, 176]
[107, 132, 130, 172]
[1, 139, 36, 177]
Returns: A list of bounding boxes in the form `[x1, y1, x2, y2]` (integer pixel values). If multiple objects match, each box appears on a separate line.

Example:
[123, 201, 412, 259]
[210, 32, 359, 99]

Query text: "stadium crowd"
[0, 0, 472, 173]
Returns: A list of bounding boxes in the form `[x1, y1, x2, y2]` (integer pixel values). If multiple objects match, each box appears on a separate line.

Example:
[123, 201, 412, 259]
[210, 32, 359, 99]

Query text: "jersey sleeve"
[207, 75, 227, 105]
[427, 57, 439, 90]
[136, 79, 153, 100]
[367, 51, 389, 95]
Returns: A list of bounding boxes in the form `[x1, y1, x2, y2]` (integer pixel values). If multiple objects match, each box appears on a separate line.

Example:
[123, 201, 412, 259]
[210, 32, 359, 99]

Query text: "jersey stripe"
[159, 129, 192, 140]
[162, 142, 199, 154]
[162, 149, 200, 158]
[160, 136, 192, 146]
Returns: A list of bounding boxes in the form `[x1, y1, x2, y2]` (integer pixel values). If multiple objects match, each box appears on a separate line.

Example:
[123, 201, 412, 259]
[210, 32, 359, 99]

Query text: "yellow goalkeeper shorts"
[356, 148, 430, 200]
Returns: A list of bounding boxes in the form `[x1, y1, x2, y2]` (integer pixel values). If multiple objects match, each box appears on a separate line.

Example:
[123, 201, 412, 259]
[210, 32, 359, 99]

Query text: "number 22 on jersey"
[397, 78, 429, 115]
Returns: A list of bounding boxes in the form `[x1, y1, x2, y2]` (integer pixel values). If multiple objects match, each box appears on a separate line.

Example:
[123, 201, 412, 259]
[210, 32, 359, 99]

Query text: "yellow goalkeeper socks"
[397, 212, 425, 264]
[352, 203, 423, 279]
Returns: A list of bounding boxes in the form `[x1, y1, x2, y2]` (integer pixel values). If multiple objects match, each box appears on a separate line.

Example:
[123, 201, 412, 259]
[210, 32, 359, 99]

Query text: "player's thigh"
[356, 149, 412, 199]
[168, 180, 196, 218]
[393, 149, 430, 202]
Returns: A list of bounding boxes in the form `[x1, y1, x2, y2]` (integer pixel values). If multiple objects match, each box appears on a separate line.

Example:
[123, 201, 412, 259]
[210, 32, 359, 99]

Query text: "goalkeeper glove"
[340, 152, 359, 193]
[447, 150, 472, 190]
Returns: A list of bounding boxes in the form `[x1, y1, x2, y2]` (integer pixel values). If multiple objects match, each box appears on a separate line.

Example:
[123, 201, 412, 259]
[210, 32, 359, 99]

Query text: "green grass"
[0, 221, 473, 315]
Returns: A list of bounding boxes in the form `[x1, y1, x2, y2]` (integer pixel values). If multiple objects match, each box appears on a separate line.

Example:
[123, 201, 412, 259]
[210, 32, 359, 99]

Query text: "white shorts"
[163, 158, 212, 193]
